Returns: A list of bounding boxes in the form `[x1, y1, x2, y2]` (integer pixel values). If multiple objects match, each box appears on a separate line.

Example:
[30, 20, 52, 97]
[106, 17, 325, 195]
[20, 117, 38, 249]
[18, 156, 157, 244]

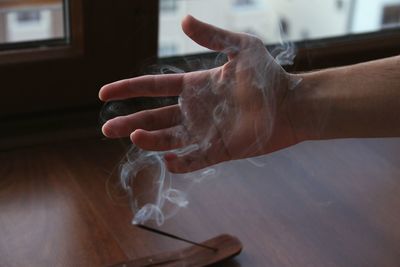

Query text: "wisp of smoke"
[102, 14, 302, 226]
[117, 144, 216, 226]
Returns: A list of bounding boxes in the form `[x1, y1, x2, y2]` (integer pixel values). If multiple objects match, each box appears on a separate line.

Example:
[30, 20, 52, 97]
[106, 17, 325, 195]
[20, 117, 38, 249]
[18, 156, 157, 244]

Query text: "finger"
[99, 73, 184, 102]
[102, 105, 182, 138]
[131, 126, 190, 152]
[181, 15, 244, 53]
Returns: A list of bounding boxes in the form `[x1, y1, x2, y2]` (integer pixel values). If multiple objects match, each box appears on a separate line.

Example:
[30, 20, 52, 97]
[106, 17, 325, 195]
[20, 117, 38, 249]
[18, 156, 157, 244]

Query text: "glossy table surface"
[1, 138, 400, 267]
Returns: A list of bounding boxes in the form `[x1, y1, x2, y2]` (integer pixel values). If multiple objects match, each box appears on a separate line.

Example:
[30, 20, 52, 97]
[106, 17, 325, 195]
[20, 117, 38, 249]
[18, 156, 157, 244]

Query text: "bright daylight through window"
[0, 0, 65, 45]
[159, 0, 400, 57]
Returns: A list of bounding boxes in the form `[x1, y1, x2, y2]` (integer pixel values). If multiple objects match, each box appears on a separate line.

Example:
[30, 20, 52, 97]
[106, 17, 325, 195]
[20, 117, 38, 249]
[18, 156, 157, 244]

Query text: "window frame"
[157, 13, 400, 72]
[382, 4, 400, 27]
[291, 28, 400, 71]
[0, 0, 159, 148]
[0, 0, 84, 65]
[3, 1, 400, 148]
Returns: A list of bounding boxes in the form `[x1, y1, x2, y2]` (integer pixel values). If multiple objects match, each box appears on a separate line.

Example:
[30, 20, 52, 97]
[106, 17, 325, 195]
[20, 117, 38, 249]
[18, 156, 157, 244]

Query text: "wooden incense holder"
[109, 234, 242, 267]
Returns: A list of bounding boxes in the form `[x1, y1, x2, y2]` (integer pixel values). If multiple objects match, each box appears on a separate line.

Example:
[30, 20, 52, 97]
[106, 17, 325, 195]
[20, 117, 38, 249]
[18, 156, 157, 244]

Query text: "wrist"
[286, 71, 328, 142]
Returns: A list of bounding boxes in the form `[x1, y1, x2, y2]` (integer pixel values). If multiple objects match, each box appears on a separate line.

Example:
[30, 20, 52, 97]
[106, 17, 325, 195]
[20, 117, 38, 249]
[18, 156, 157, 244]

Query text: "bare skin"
[99, 15, 400, 173]
[290, 57, 400, 141]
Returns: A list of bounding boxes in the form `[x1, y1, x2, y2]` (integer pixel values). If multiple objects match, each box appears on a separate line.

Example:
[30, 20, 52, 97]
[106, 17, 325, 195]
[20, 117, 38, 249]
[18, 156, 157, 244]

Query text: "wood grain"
[1, 137, 400, 266]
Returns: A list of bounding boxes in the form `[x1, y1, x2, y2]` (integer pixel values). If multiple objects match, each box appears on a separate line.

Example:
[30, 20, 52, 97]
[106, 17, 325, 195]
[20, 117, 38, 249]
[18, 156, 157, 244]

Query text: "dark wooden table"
[1, 138, 400, 267]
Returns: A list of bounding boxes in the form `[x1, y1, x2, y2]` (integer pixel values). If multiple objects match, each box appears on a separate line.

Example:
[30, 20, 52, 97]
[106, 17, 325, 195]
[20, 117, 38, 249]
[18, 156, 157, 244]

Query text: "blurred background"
[1, 0, 400, 56]
[158, 0, 400, 57]
[2, 2, 400, 266]
[0, 0, 64, 44]
[1, 0, 400, 148]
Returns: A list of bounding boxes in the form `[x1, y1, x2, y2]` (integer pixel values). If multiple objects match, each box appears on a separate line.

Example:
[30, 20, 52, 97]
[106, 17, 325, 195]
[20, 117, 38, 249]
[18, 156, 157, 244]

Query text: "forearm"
[289, 56, 400, 142]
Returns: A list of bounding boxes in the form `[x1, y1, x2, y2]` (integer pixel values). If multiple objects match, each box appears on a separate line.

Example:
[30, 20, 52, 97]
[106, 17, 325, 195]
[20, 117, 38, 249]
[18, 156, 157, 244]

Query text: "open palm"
[100, 15, 299, 173]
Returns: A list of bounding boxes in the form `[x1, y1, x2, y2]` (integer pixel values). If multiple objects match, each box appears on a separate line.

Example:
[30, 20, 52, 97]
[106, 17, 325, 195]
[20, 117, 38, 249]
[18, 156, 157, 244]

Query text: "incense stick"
[136, 224, 218, 252]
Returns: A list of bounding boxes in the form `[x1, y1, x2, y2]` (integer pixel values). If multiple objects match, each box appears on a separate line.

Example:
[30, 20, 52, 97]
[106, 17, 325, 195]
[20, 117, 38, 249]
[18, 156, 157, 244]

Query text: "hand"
[99, 15, 301, 173]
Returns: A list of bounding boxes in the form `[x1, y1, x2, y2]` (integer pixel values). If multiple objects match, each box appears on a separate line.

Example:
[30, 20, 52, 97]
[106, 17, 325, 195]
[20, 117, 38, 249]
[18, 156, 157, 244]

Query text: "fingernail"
[130, 130, 139, 143]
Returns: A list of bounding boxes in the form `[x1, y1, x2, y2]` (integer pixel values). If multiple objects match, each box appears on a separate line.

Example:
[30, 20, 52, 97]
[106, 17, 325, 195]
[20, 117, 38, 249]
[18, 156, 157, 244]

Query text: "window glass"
[0, 0, 66, 46]
[159, 0, 400, 57]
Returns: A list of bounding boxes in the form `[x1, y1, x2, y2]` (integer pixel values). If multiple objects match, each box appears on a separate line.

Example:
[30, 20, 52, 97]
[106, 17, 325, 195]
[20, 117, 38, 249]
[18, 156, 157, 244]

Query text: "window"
[0, 0, 77, 66]
[3, 0, 400, 147]
[16, 10, 41, 23]
[159, 0, 400, 58]
[382, 4, 400, 28]
[160, 0, 178, 13]
[159, 43, 178, 57]
[336, 0, 344, 11]
[7, 10, 54, 43]
[280, 17, 290, 36]
[234, 0, 256, 6]
[1, 0, 159, 145]
[300, 29, 310, 39]
[0, 0, 65, 45]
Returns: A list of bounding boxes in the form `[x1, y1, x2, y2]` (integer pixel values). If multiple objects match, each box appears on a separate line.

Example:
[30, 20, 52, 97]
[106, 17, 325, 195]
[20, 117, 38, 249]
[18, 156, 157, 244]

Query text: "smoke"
[102, 15, 302, 226]
[114, 144, 217, 226]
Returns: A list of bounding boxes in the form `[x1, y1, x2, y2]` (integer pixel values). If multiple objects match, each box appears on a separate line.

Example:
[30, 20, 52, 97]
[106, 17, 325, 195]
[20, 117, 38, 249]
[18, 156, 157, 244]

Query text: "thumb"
[181, 15, 244, 54]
